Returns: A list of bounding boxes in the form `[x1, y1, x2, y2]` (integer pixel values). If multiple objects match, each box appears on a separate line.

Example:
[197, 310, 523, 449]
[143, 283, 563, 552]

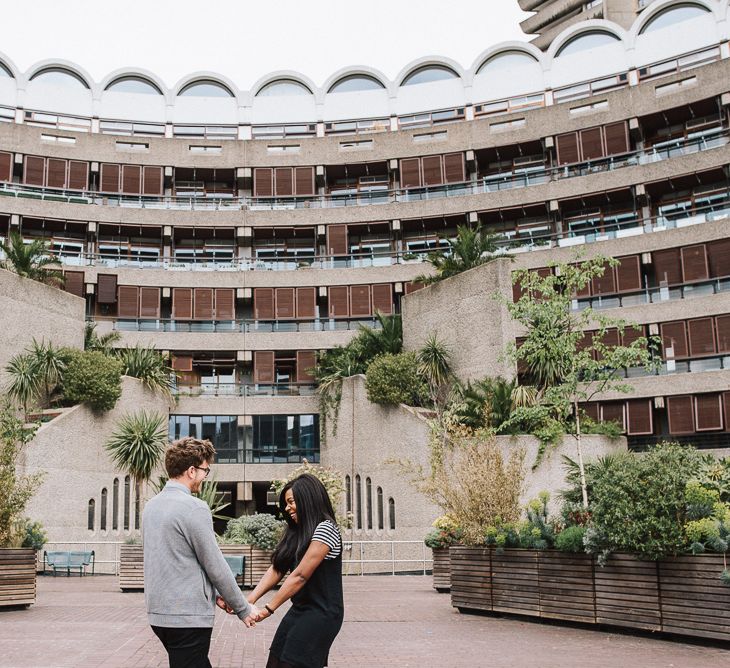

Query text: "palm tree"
[84, 322, 121, 354]
[416, 334, 452, 409]
[5, 353, 42, 418]
[115, 345, 174, 399]
[0, 232, 64, 287]
[195, 477, 231, 521]
[355, 312, 403, 358]
[105, 411, 168, 488]
[27, 339, 66, 405]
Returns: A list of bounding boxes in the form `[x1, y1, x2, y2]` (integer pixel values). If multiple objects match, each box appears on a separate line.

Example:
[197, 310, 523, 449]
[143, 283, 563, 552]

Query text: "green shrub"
[20, 519, 47, 550]
[365, 352, 427, 406]
[424, 516, 462, 548]
[61, 349, 122, 412]
[555, 525, 586, 552]
[222, 513, 286, 550]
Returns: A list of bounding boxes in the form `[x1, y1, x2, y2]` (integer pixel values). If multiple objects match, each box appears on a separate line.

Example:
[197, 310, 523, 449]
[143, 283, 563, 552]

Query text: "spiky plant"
[417, 334, 452, 409]
[5, 353, 42, 417]
[84, 322, 121, 354]
[355, 312, 403, 358]
[27, 339, 66, 405]
[0, 232, 64, 287]
[195, 477, 231, 521]
[115, 345, 174, 399]
[105, 411, 168, 486]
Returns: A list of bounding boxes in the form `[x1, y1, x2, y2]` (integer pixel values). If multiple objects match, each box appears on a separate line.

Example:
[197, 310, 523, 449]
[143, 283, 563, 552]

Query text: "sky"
[0, 0, 530, 89]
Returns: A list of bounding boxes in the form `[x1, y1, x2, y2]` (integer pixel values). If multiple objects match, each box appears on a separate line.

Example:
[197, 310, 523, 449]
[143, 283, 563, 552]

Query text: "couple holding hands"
[143, 437, 343, 668]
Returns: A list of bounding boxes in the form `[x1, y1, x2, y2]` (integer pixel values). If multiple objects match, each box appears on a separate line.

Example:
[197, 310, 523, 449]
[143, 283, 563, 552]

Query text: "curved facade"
[3, 0, 730, 541]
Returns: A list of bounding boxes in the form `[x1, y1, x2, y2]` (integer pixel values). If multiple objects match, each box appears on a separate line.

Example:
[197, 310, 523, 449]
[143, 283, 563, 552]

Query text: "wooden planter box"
[431, 547, 451, 592]
[0, 549, 36, 608]
[450, 546, 730, 642]
[119, 544, 144, 591]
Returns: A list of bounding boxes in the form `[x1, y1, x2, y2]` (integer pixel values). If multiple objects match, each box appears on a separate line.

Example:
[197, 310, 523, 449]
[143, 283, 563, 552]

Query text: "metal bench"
[43, 550, 95, 576]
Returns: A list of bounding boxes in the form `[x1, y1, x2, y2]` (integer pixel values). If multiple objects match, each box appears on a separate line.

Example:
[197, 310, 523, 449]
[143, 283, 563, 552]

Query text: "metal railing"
[174, 382, 317, 397]
[109, 316, 383, 333]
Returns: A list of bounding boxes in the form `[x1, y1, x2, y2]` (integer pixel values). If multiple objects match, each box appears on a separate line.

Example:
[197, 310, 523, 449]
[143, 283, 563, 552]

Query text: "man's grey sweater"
[142, 480, 251, 627]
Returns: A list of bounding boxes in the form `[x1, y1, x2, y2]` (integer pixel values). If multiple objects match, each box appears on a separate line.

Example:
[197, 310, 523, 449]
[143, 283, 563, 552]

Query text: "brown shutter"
[443, 153, 465, 183]
[405, 281, 424, 294]
[626, 399, 653, 435]
[591, 262, 616, 295]
[371, 283, 393, 315]
[582, 402, 600, 422]
[193, 288, 214, 320]
[254, 351, 275, 384]
[254, 288, 275, 320]
[254, 168, 273, 197]
[667, 395, 695, 434]
[600, 402, 625, 432]
[400, 158, 421, 188]
[63, 271, 84, 297]
[97, 274, 118, 304]
[172, 288, 193, 320]
[724, 392, 730, 432]
[603, 121, 629, 155]
[296, 287, 316, 319]
[680, 244, 708, 283]
[421, 155, 443, 186]
[349, 285, 371, 317]
[687, 317, 716, 357]
[595, 328, 620, 361]
[615, 255, 642, 293]
[621, 324, 645, 348]
[653, 248, 682, 286]
[121, 165, 142, 194]
[294, 167, 314, 196]
[142, 166, 163, 195]
[707, 239, 730, 278]
[580, 127, 604, 160]
[117, 286, 139, 318]
[328, 286, 349, 318]
[68, 161, 88, 190]
[139, 287, 160, 319]
[46, 158, 67, 188]
[660, 321, 688, 359]
[0, 151, 12, 182]
[715, 315, 730, 353]
[327, 224, 348, 256]
[275, 288, 296, 319]
[24, 156, 45, 186]
[296, 350, 316, 384]
[695, 394, 723, 431]
[100, 163, 120, 193]
[274, 167, 293, 196]
[215, 288, 235, 320]
[556, 132, 580, 165]
[171, 355, 193, 372]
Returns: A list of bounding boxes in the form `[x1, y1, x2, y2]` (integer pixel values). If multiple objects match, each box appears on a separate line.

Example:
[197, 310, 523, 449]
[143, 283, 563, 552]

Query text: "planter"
[450, 546, 730, 642]
[0, 548, 37, 608]
[119, 544, 144, 591]
[431, 547, 451, 593]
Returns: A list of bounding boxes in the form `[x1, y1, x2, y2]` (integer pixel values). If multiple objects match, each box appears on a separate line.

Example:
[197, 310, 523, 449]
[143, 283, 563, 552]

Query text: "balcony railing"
[108, 316, 383, 333]
[174, 382, 317, 397]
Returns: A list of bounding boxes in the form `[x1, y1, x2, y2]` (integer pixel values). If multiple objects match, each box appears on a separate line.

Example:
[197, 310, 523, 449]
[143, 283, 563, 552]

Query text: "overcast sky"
[0, 0, 529, 88]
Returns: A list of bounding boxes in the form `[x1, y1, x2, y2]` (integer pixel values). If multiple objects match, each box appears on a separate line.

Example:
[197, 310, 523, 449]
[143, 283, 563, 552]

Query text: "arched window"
[345, 475, 352, 515]
[388, 497, 396, 530]
[87, 499, 95, 531]
[477, 51, 538, 75]
[355, 475, 362, 530]
[123, 476, 130, 531]
[179, 80, 233, 97]
[366, 478, 373, 530]
[134, 481, 141, 530]
[329, 75, 385, 93]
[100, 488, 108, 531]
[112, 479, 119, 531]
[401, 65, 458, 86]
[257, 79, 312, 97]
[30, 68, 89, 89]
[106, 76, 162, 95]
[640, 3, 710, 33]
[556, 31, 620, 57]
[377, 487, 384, 531]
[0, 62, 11, 78]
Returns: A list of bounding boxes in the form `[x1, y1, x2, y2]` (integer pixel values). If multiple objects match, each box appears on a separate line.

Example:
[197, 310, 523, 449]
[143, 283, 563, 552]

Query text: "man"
[143, 437, 258, 668]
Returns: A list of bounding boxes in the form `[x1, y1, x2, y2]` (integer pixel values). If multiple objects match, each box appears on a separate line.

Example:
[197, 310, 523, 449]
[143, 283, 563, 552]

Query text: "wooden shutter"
[621, 325, 645, 348]
[660, 321, 688, 359]
[121, 165, 142, 194]
[139, 287, 160, 319]
[680, 244, 708, 282]
[46, 158, 67, 189]
[626, 399, 653, 435]
[667, 395, 695, 434]
[580, 127, 604, 160]
[215, 289, 235, 320]
[603, 121, 629, 155]
[421, 155, 443, 186]
[254, 168, 273, 197]
[400, 158, 421, 188]
[600, 402, 625, 432]
[443, 153, 465, 183]
[327, 224, 348, 256]
[254, 288, 275, 320]
[171, 355, 193, 372]
[24, 156, 45, 186]
[275, 288, 296, 319]
[100, 163, 120, 192]
[688, 317, 715, 357]
[715, 315, 730, 353]
[582, 402, 600, 422]
[591, 262, 616, 295]
[615, 255, 642, 292]
[193, 288, 214, 320]
[594, 328, 620, 361]
[294, 167, 314, 195]
[556, 132, 580, 165]
[68, 161, 88, 190]
[97, 274, 118, 304]
[349, 285, 371, 317]
[707, 239, 730, 278]
[63, 271, 84, 297]
[274, 167, 293, 196]
[724, 392, 730, 432]
[172, 288, 193, 320]
[296, 350, 316, 384]
[117, 286, 139, 318]
[371, 284, 393, 315]
[696, 393, 723, 431]
[296, 287, 316, 319]
[328, 286, 349, 318]
[142, 166, 163, 195]
[0, 151, 12, 182]
[405, 281, 424, 294]
[254, 351, 275, 384]
[653, 248, 682, 286]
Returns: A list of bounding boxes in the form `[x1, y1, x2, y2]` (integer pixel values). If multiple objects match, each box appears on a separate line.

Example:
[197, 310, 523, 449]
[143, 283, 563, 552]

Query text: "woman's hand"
[215, 596, 234, 614]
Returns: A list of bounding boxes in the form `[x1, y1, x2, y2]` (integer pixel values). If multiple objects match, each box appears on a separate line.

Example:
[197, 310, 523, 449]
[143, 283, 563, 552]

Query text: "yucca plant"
[84, 322, 121, 354]
[27, 339, 66, 405]
[355, 312, 403, 357]
[5, 353, 42, 418]
[195, 477, 231, 521]
[115, 345, 174, 399]
[0, 232, 64, 287]
[417, 334, 452, 409]
[105, 411, 168, 486]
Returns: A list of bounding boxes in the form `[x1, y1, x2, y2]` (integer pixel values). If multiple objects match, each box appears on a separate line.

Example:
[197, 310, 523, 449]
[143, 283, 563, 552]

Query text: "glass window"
[134, 482, 141, 530]
[249, 414, 320, 463]
[355, 475, 362, 529]
[401, 66, 458, 86]
[366, 478, 373, 530]
[0, 62, 11, 78]
[477, 51, 538, 74]
[257, 79, 312, 96]
[641, 4, 710, 33]
[124, 476, 130, 531]
[112, 479, 119, 531]
[106, 77, 162, 95]
[179, 80, 233, 97]
[388, 497, 396, 530]
[31, 68, 89, 89]
[100, 488, 108, 531]
[557, 31, 620, 57]
[377, 487, 384, 530]
[345, 475, 352, 514]
[329, 75, 385, 93]
[87, 499, 95, 531]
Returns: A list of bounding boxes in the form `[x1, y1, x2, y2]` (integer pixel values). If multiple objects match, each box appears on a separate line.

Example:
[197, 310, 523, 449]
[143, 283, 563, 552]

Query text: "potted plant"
[424, 515, 461, 593]
[221, 513, 286, 588]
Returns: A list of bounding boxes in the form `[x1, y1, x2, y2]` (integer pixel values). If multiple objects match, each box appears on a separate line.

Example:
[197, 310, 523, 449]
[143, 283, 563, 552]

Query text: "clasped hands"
[216, 596, 272, 627]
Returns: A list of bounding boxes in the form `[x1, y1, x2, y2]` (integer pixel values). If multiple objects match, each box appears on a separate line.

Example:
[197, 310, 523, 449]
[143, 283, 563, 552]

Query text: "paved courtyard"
[0, 575, 727, 667]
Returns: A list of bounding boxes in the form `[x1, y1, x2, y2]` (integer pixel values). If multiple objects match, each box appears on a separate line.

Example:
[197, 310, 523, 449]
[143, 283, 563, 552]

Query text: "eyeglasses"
[193, 466, 211, 477]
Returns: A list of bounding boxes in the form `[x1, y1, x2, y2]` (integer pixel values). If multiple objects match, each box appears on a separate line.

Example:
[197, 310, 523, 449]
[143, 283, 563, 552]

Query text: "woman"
[248, 474, 344, 668]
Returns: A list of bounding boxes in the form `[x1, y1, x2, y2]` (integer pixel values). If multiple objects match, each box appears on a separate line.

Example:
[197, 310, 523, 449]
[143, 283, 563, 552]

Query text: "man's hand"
[215, 596, 234, 614]
[255, 606, 272, 622]
[242, 603, 261, 628]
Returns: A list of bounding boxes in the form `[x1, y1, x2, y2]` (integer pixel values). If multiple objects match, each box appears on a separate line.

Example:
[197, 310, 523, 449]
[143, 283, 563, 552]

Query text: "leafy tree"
[105, 410, 168, 487]
[0, 232, 64, 287]
[61, 349, 123, 412]
[365, 352, 428, 407]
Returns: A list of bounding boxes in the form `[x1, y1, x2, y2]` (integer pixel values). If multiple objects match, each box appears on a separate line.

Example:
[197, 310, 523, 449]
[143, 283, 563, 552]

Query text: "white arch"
[0, 51, 20, 80]
[395, 55, 465, 87]
[172, 71, 240, 102]
[471, 41, 546, 76]
[251, 70, 317, 98]
[322, 66, 391, 97]
[26, 59, 95, 91]
[545, 20, 627, 63]
[101, 68, 169, 100]
[631, 0, 718, 40]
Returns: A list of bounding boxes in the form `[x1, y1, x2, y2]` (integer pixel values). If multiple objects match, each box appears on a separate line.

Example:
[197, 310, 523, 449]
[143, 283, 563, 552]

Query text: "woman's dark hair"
[271, 474, 337, 574]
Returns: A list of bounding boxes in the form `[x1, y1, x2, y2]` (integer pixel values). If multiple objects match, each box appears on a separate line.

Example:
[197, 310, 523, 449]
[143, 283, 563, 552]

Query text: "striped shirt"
[311, 520, 342, 560]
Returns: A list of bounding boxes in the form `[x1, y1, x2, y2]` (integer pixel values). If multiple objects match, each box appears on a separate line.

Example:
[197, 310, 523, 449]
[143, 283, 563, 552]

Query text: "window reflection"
[402, 66, 458, 86]
[557, 31, 620, 57]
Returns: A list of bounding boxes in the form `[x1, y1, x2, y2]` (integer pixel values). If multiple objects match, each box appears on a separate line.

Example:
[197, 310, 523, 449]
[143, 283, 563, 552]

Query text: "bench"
[43, 550, 95, 576]
[223, 555, 246, 589]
